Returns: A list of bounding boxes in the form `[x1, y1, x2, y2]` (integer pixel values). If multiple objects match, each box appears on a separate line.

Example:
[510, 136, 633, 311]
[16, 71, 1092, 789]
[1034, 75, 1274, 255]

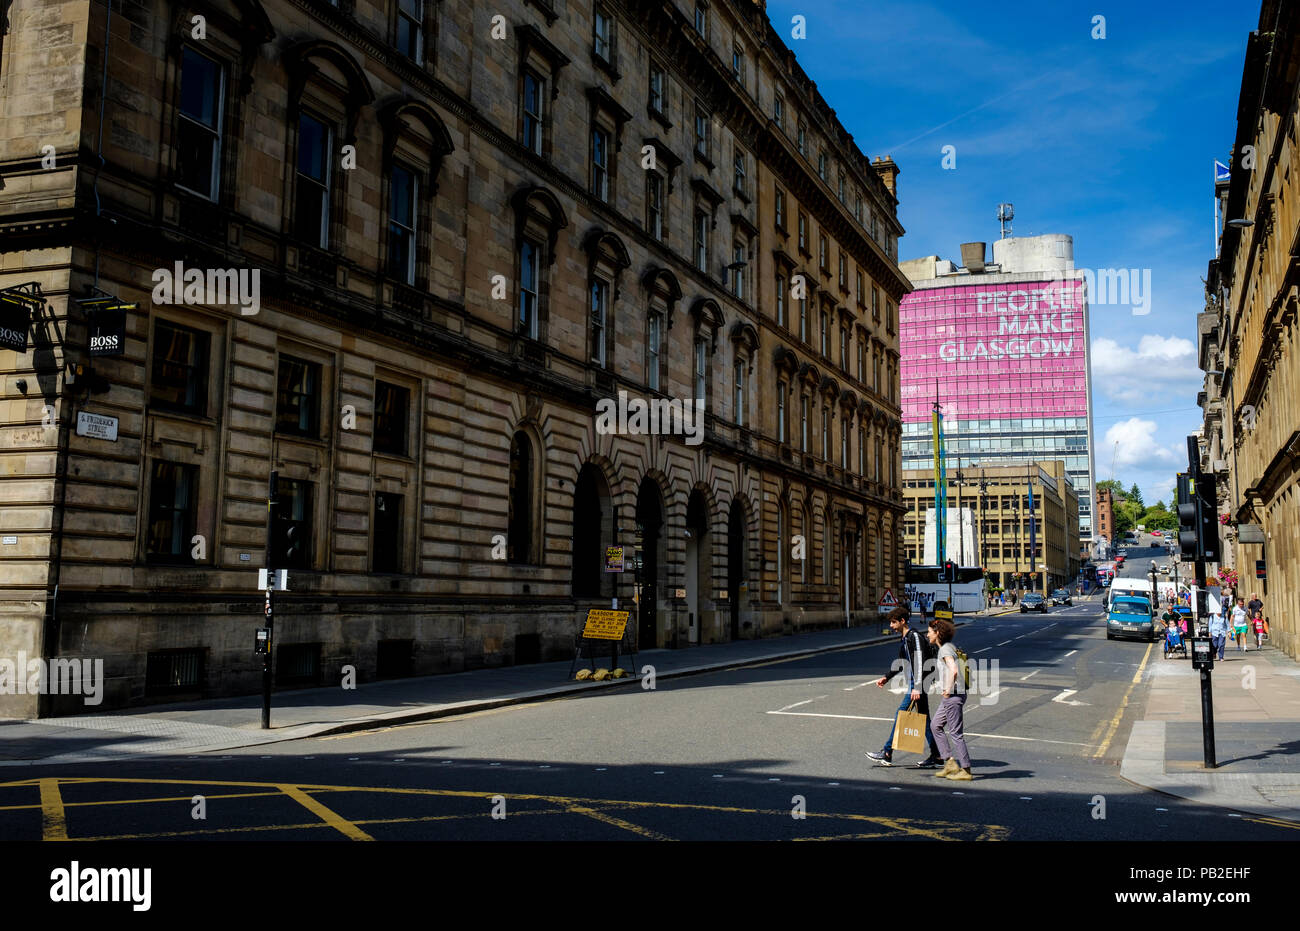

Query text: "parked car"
[1021, 593, 1048, 613]
[1049, 588, 1073, 606]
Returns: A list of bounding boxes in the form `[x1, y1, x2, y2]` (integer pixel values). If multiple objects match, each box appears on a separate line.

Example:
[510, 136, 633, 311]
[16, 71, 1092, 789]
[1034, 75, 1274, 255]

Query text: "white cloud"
[1103, 418, 1180, 471]
[1091, 334, 1201, 404]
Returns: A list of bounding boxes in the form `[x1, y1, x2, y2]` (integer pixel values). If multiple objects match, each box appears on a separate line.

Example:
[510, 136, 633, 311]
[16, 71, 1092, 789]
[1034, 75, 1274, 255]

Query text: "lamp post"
[1013, 495, 1021, 592]
[954, 460, 965, 567]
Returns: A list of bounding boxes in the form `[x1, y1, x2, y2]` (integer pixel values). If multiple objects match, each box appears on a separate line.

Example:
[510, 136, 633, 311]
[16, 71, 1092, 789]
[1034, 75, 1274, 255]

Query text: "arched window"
[508, 432, 535, 564]
[379, 101, 453, 292]
[283, 41, 375, 257]
[511, 186, 568, 343]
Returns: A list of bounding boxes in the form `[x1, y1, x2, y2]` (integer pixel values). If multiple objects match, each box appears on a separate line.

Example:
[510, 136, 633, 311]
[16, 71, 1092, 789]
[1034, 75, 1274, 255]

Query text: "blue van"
[1107, 595, 1155, 642]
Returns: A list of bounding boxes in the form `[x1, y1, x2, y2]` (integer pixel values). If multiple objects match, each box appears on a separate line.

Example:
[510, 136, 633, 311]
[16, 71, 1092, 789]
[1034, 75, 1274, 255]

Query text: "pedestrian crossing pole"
[262, 471, 276, 730]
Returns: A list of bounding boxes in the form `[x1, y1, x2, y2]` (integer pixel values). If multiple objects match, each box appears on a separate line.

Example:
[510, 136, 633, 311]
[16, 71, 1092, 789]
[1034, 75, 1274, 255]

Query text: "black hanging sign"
[81, 298, 135, 356]
[0, 290, 38, 353]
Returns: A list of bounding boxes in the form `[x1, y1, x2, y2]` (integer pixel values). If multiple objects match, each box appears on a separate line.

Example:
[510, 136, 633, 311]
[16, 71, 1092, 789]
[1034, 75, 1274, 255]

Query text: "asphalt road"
[4, 588, 1297, 841]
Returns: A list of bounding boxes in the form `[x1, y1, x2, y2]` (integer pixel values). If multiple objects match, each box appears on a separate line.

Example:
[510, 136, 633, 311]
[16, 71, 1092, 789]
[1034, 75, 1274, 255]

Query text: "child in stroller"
[1163, 611, 1187, 659]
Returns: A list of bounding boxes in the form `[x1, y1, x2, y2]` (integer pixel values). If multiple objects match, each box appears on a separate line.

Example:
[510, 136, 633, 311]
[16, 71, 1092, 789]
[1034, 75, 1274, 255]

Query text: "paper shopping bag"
[892, 702, 928, 755]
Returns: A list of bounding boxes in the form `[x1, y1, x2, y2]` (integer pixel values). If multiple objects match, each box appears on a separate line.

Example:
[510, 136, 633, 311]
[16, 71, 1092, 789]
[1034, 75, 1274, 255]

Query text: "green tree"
[1096, 479, 1125, 496]
[1141, 501, 1177, 531]
[1128, 483, 1144, 506]
[1112, 499, 1142, 534]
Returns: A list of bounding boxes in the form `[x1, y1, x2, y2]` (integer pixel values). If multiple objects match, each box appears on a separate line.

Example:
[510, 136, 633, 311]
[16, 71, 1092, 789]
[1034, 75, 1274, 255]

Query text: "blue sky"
[766, 0, 1259, 509]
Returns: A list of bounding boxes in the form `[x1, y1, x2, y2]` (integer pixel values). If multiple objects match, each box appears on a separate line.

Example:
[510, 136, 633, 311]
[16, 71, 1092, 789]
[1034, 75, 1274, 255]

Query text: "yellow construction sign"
[582, 609, 629, 641]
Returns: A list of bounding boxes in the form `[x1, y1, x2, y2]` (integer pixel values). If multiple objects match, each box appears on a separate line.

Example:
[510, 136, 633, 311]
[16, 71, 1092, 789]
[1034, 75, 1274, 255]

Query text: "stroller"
[1163, 620, 1187, 659]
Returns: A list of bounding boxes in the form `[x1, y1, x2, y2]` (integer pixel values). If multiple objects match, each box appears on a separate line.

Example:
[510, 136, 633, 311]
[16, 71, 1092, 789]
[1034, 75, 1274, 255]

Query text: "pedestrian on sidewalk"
[1232, 598, 1249, 652]
[927, 617, 972, 781]
[1248, 592, 1264, 621]
[1208, 608, 1228, 661]
[1253, 610, 1266, 650]
[865, 607, 943, 769]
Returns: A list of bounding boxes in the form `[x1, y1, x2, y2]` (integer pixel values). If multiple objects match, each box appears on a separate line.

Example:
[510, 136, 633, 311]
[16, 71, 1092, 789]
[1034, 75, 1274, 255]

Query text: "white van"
[1108, 577, 1154, 613]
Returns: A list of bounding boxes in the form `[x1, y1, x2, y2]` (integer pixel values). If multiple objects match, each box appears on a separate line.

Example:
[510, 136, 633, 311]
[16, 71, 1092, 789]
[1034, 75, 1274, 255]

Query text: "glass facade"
[900, 277, 1095, 538]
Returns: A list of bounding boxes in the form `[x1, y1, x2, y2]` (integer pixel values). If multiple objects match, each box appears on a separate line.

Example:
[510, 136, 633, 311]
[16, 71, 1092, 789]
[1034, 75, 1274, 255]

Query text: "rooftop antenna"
[997, 203, 1014, 240]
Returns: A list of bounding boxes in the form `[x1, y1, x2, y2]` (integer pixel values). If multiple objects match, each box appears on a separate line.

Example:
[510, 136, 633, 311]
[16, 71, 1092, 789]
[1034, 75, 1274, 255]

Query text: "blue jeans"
[1211, 634, 1226, 660]
[881, 686, 941, 758]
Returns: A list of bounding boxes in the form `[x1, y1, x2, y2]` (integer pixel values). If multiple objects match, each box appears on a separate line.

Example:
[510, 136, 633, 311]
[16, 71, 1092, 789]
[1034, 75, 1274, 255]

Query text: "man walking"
[1208, 606, 1228, 661]
[866, 607, 943, 768]
[1232, 597, 1249, 652]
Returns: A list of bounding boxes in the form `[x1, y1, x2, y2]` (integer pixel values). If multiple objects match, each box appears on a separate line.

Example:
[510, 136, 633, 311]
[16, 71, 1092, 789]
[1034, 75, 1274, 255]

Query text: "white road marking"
[764, 711, 1094, 746]
[843, 682, 873, 691]
[1065, 650, 1078, 657]
[775, 696, 825, 712]
[973, 647, 991, 654]
[997, 640, 1013, 646]
[980, 688, 1006, 703]
[1020, 670, 1040, 681]
[1051, 689, 1089, 706]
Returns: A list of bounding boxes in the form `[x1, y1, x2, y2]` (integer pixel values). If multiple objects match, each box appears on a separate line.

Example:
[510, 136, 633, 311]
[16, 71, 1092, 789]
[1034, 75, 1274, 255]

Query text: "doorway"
[635, 477, 664, 650]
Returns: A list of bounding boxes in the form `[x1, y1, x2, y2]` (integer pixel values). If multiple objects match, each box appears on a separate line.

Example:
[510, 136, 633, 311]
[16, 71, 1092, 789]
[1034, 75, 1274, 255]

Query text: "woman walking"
[927, 618, 972, 781]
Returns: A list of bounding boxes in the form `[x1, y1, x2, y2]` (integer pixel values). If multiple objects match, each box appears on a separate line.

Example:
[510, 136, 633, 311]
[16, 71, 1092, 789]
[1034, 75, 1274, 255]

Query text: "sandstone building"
[0, 0, 908, 715]
[1200, 0, 1300, 660]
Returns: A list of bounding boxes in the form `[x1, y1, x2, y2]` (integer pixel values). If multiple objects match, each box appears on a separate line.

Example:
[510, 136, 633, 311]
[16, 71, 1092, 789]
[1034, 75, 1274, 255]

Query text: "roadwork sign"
[877, 589, 899, 613]
[582, 609, 629, 641]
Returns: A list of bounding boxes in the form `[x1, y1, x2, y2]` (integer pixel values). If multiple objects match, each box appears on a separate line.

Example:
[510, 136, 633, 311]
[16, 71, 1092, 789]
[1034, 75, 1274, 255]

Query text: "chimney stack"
[873, 155, 899, 197]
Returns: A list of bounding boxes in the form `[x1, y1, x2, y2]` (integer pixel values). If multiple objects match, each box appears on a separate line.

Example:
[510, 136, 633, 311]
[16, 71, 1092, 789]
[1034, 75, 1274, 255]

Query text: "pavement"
[1120, 636, 1300, 824]
[0, 615, 990, 767]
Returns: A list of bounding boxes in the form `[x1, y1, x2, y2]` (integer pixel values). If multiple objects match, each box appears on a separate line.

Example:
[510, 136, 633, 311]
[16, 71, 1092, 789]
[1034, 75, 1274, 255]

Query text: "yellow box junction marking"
[0, 776, 1007, 842]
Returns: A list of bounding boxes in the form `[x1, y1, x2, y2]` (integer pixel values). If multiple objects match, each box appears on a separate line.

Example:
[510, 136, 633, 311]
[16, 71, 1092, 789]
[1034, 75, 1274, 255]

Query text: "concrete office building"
[898, 233, 1097, 551]
[902, 460, 1082, 592]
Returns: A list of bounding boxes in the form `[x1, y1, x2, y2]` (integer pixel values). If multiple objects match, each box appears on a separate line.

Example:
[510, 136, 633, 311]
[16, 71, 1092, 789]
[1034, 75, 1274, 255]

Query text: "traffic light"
[942, 559, 956, 582]
[1195, 474, 1218, 563]
[1176, 473, 1198, 559]
[281, 522, 302, 567]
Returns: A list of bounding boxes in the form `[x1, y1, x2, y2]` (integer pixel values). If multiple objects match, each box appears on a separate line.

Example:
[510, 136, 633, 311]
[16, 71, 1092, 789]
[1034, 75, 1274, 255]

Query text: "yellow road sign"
[582, 609, 629, 641]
